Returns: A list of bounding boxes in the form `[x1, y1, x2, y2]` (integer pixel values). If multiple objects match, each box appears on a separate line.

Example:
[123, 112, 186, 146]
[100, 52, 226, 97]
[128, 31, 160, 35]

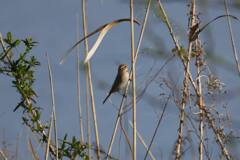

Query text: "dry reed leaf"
[84, 24, 112, 64]
[60, 18, 139, 64]
[190, 14, 239, 42]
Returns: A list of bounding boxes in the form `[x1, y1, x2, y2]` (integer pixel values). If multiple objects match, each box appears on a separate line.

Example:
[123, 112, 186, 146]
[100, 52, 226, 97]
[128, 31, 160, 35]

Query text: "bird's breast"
[119, 72, 129, 90]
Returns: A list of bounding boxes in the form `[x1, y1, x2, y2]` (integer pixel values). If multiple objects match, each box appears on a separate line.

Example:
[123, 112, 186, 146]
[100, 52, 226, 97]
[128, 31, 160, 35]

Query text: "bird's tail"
[103, 93, 111, 104]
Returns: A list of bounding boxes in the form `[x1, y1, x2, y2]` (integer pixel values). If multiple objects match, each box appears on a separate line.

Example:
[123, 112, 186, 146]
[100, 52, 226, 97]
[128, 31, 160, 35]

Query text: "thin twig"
[203, 107, 232, 160]
[106, 96, 128, 160]
[120, 117, 133, 154]
[28, 139, 40, 160]
[157, 0, 181, 51]
[129, 121, 156, 160]
[185, 114, 211, 160]
[144, 96, 170, 160]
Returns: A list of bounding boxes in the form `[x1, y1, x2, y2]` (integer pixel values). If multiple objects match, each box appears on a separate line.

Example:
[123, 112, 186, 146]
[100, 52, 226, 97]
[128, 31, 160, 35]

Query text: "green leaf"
[14, 39, 21, 46]
[7, 32, 12, 42]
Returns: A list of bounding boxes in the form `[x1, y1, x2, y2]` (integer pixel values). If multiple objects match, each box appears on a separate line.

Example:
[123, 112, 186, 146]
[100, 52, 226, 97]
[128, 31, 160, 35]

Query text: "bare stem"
[82, 0, 100, 159]
[175, 1, 197, 158]
[76, 14, 85, 143]
[129, 121, 156, 160]
[45, 53, 58, 160]
[130, 0, 137, 159]
[144, 96, 169, 160]
[106, 91, 128, 159]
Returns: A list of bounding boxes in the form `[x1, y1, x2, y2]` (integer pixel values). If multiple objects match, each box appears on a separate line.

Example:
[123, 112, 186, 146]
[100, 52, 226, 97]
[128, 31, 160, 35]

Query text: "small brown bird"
[103, 64, 129, 104]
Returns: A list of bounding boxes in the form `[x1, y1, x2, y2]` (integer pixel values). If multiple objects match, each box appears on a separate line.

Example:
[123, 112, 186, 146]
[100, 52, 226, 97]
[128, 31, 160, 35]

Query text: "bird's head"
[118, 64, 128, 73]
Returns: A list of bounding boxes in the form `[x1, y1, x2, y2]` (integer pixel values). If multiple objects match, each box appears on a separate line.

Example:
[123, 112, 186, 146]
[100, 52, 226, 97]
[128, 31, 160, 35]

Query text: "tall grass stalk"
[197, 48, 204, 160]
[46, 53, 59, 160]
[76, 13, 85, 143]
[175, 1, 197, 158]
[189, 1, 205, 159]
[130, 0, 137, 159]
[82, 0, 100, 159]
[82, 0, 91, 158]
